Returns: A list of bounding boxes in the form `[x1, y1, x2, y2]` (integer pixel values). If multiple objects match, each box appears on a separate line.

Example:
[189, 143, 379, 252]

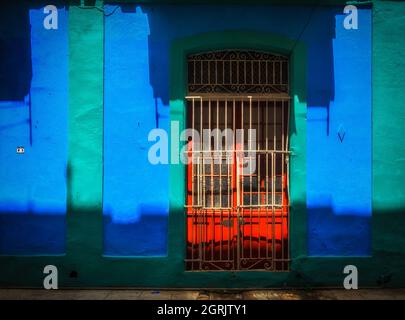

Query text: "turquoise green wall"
[372, 0, 405, 278]
[66, 4, 104, 267]
[373, 1, 405, 211]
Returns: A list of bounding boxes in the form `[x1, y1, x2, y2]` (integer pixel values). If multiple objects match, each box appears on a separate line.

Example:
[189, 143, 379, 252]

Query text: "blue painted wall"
[103, 6, 169, 256]
[0, 6, 68, 254]
[103, 4, 371, 256]
[307, 12, 372, 255]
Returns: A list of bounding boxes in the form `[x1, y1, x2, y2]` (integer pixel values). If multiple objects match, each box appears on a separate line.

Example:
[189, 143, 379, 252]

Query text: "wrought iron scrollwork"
[188, 50, 289, 94]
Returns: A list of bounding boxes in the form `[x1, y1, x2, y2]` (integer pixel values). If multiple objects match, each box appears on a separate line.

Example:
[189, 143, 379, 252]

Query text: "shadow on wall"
[112, 3, 338, 116]
[0, 122, 371, 257]
[0, 1, 71, 101]
[305, 7, 336, 136]
[0, 212, 167, 256]
[308, 206, 371, 256]
[0, 206, 403, 259]
[103, 214, 168, 256]
[0, 2, 32, 101]
[139, 4, 336, 133]
[0, 213, 65, 254]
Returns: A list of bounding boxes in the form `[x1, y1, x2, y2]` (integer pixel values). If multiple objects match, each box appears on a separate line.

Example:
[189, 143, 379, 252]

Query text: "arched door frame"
[169, 30, 307, 274]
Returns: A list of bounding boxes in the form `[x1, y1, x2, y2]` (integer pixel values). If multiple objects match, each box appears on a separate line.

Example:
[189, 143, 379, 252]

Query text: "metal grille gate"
[185, 51, 290, 271]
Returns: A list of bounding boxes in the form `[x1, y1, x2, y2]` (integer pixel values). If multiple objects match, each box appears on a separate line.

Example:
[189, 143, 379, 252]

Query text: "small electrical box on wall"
[16, 146, 25, 154]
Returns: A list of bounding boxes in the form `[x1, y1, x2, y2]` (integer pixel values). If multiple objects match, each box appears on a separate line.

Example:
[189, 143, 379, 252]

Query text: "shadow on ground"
[0, 289, 405, 300]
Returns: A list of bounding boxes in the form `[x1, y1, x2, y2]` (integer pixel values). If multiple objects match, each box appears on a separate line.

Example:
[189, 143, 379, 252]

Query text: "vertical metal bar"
[257, 100, 261, 259]
[191, 98, 195, 265]
[272, 100, 276, 263]
[199, 98, 203, 208]
[223, 60, 225, 84]
[224, 98, 228, 205]
[202, 153, 206, 268]
[249, 97, 253, 259]
[200, 98, 204, 269]
[250, 61, 255, 84]
[285, 99, 290, 153]
[273, 100, 276, 154]
[227, 149, 231, 262]
[193, 60, 196, 85]
[215, 60, 218, 85]
[232, 98, 235, 265]
[280, 101, 284, 269]
[244, 61, 247, 85]
[237, 60, 240, 85]
[258, 100, 260, 151]
[282, 100, 284, 156]
[207, 60, 211, 84]
[208, 99, 214, 260]
[287, 100, 290, 269]
[271, 151, 275, 264]
[236, 154, 240, 269]
[208, 99, 212, 208]
[195, 157, 198, 271]
[201, 61, 203, 85]
[239, 99, 244, 264]
[265, 100, 269, 259]
[224, 98, 228, 262]
[217, 99, 222, 261]
[230, 60, 232, 85]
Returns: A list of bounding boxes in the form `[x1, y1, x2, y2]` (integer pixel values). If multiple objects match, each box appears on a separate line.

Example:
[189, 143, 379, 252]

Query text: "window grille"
[188, 50, 289, 95]
[185, 50, 290, 271]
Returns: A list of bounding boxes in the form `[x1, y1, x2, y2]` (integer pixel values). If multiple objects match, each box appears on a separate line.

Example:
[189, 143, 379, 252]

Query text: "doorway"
[185, 50, 290, 271]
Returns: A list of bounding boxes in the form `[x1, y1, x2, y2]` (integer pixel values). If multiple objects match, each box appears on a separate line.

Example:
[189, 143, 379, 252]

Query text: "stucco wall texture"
[0, 1, 404, 288]
[0, 5, 68, 254]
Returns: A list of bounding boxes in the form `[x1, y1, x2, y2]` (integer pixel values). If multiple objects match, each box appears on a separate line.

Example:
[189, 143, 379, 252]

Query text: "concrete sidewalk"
[0, 288, 405, 300]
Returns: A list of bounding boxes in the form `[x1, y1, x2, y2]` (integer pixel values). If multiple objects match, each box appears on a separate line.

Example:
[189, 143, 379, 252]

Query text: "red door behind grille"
[186, 142, 289, 271]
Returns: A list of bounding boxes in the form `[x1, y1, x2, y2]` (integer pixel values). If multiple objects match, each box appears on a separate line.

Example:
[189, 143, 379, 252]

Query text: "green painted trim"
[169, 30, 307, 276]
[289, 41, 307, 263]
[66, 4, 104, 260]
[371, 0, 405, 282]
